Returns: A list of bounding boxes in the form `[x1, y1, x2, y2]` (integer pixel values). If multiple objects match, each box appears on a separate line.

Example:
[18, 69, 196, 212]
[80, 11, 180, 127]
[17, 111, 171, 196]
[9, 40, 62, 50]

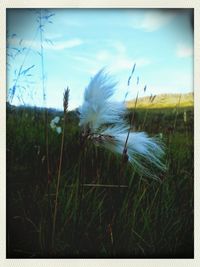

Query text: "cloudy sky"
[7, 8, 193, 110]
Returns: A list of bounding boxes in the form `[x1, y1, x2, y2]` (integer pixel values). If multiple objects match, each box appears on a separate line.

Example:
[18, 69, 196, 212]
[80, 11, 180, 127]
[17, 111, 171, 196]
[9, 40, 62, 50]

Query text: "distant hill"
[126, 92, 194, 109]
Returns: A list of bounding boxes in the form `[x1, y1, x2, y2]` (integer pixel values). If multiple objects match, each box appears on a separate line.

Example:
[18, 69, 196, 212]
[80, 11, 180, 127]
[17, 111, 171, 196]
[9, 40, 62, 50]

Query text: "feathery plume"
[78, 69, 166, 179]
[101, 126, 165, 178]
[79, 69, 126, 131]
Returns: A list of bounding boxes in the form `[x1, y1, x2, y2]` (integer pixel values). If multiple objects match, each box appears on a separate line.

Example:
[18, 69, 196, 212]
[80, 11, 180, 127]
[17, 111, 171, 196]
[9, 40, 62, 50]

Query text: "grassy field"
[127, 92, 194, 109]
[6, 103, 194, 258]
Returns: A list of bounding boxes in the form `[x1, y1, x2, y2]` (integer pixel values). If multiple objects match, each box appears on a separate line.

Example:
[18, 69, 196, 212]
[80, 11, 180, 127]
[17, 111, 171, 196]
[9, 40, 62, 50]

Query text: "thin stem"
[52, 89, 69, 249]
[39, 9, 51, 251]
[123, 91, 139, 153]
[51, 112, 66, 248]
[39, 10, 46, 105]
[39, 10, 50, 179]
[119, 91, 139, 183]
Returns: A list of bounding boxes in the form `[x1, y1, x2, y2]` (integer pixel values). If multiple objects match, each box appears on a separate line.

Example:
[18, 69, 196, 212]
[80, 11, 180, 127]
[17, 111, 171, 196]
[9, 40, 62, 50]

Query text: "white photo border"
[0, 1, 199, 266]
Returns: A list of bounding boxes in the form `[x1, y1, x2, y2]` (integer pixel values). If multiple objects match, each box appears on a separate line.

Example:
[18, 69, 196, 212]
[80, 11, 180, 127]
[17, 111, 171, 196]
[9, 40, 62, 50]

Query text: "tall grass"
[6, 103, 194, 258]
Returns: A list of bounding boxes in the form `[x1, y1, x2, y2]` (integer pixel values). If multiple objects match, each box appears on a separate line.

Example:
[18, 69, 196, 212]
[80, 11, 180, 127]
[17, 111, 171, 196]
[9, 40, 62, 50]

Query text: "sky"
[6, 8, 194, 110]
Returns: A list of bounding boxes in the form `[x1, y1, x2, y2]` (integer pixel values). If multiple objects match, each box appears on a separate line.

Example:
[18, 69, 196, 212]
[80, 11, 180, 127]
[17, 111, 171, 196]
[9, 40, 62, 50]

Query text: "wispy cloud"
[96, 51, 150, 73]
[72, 45, 151, 75]
[135, 58, 151, 67]
[109, 56, 150, 73]
[176, 44, 193, 58]
[96, 50, 111, 61]
[112, 41, 126, 53]
[109, 57, 132, 72]
[72, 54, 95, 64]
[49, 39, 83, 50]
[8, 37, 83, 51]
[95, 40, 150, 73]
[131, 10, 176, 32]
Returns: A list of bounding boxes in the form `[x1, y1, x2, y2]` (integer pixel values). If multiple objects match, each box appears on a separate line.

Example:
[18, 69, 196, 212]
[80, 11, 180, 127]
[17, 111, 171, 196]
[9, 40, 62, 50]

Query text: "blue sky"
[7, 8, 193, 110]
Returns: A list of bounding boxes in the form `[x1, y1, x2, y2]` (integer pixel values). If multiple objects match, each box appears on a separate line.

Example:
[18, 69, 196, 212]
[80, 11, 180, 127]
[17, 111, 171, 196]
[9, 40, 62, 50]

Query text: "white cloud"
[136, 58, 151, 67]
[72, 54, 95, 64]
[68, 40, 151, 76]
[109, 56, 150, 73]
[8, 38, 83, 51]
[95, 41, 150, 73]
[96, 50, 111, 61]
[49, 39, 83, 50]
[131, 10, 176, 32]
[176, 44, 193, 58]
[112, 41, 126, 53]
[109, 57, 133, 72]
[72, 53, 151, 75]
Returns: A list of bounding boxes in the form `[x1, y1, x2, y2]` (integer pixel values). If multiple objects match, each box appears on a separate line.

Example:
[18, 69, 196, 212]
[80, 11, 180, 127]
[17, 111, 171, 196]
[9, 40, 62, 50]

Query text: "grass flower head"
[78, 69, 166, 179]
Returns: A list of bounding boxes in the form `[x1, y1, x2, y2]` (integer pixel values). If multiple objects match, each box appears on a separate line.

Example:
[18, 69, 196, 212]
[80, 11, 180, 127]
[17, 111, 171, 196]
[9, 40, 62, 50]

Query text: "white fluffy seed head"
[78, 69, 126, 131]
[78, 69, 166, 179]
[99, 125, 166, 179]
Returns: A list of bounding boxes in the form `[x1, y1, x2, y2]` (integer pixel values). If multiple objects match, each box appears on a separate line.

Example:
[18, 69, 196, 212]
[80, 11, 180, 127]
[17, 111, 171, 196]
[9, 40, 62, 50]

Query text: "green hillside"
[126, 92, 194, 109]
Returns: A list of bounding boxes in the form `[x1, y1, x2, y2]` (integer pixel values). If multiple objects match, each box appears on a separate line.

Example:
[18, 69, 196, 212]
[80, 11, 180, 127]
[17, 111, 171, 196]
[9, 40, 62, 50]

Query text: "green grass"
[6, 104, 194, 258]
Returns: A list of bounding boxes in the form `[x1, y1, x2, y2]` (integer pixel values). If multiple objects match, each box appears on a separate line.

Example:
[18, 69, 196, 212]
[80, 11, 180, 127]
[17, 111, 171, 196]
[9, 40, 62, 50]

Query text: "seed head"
[63, 87, 69, 112]
[78, 69, 166, 179]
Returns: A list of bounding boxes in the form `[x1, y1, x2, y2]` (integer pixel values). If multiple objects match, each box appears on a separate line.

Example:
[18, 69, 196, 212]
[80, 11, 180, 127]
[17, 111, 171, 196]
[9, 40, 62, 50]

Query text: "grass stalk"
[123, 91, 139, 155]
[119, 91, 139, 183]
[37, 10, 51, 252]
[52, 88, 69, 249]
[38, 10, 52, 252]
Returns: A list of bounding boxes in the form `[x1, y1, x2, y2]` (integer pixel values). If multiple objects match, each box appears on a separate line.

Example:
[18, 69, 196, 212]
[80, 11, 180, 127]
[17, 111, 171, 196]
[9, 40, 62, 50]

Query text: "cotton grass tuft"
[78, 69, 166, 179]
